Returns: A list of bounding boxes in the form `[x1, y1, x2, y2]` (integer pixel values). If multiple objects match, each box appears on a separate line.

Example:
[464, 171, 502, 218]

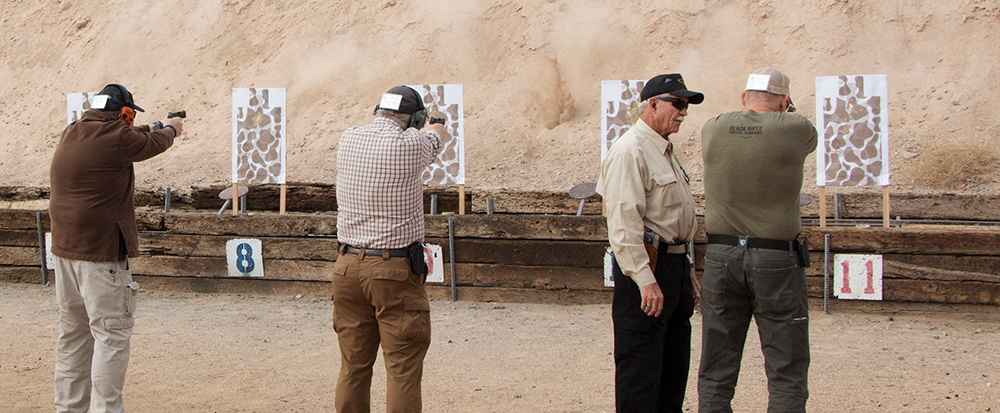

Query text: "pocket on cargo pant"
[100, 316, 135, 348]
[613, 318, 651, 357]
[753, 265, 806, 319]
[401, 297, 431, 343]
[124, 280, 138, 318]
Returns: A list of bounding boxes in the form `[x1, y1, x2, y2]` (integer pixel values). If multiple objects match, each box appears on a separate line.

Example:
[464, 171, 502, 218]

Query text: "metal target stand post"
[36, 212, 48, 286]
[568, 182, 598, 216]
[448, 216, 457, 302]
[800, 193, 835, 314]
[218, 186, 250, 215]
[824, 233, 831, 314]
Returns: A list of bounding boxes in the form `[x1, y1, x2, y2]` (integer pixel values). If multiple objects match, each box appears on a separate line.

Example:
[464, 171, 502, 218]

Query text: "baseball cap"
[94, 83, 144, 113]
[640, 73, 704, 104]
[375, 85, 426, 115]
[745, 67, 790, 95]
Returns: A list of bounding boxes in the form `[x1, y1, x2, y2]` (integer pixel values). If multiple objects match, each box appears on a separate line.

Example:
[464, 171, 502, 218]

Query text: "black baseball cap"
[375, 85, 425, 115]
[96, 84, 144, 113]
[640, 74, 704, 104]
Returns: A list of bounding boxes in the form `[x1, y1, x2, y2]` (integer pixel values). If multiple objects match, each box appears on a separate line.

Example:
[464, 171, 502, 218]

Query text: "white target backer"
[604, 247, 615, 287]
[424, 244, 444, 283]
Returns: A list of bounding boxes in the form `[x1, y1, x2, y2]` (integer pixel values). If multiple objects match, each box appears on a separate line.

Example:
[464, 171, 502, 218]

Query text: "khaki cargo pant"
[332, 248, 431, 413]
[53, 256, 137, 413]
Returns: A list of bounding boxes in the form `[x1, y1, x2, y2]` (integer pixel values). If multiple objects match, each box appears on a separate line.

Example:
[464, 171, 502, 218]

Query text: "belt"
[706, 234, 798, 251]
[658, 241, 689, 255]
[342, 245, 408, 257]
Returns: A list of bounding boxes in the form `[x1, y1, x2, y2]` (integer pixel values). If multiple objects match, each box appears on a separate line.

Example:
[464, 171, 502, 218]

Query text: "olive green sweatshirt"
[701, 110, 817, 240]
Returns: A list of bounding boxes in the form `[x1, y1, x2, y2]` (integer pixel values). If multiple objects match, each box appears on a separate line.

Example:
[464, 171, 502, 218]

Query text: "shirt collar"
[372, 116, 404, 131]
[633, 119, 671, 154]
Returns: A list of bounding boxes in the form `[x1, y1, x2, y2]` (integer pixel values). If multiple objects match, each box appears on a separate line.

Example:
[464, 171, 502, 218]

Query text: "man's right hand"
[422, 122, 445, 137]
[639, 282, 664, 317]
[162, 117, 183, 136]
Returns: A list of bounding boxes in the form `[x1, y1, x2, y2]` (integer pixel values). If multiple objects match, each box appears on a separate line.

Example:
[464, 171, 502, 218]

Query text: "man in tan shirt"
[597, 73, 703, 412]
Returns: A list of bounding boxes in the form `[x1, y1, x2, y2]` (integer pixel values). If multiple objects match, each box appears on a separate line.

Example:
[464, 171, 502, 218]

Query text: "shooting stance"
[332, 85, 444, 412]
[698, 67, 817, 413]
[49, 83, 182, 413]
[597, 73, 703, 412]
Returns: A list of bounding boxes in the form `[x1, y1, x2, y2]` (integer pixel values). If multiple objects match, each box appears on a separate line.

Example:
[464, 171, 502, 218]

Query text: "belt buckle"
[738, 236, 748, 247]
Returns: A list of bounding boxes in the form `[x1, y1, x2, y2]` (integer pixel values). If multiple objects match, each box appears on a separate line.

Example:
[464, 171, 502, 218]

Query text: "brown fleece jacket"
[49, 109, 175, 261]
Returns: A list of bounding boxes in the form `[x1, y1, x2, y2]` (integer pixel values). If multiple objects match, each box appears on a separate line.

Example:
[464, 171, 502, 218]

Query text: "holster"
[796, 237, 810, 268]
[407, 242, 428, 275]
[643, 229, 661, 271]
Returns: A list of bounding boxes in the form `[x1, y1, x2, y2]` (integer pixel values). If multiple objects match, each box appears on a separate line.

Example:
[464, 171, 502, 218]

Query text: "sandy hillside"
[1, 0, 999, 196]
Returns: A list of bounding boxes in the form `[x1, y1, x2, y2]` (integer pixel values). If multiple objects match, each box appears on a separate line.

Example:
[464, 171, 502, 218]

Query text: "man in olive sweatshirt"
[698, 67, 817, 413]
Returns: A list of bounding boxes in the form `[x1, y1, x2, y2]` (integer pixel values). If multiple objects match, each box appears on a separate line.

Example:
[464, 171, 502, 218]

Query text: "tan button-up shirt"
[596, 119, 697, 287]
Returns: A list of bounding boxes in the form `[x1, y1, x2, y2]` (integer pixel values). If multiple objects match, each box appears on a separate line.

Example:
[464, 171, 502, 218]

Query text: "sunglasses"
[655, 97, 689, 111]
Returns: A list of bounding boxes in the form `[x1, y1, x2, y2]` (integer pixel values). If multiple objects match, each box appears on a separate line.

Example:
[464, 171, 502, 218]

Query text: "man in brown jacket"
[49, 83, 182, 413]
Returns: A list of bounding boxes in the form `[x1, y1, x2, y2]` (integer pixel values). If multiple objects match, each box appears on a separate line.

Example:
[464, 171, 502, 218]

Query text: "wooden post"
[232, 183, 239, 216]
[819, 186, 827, 228]
[459, 184, 466, 215]
[882, 186, 890, 228]
[279, 184, 287, 215]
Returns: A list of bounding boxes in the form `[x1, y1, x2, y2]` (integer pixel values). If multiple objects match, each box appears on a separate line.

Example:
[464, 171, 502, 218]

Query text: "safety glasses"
[655, 97, 689, 111]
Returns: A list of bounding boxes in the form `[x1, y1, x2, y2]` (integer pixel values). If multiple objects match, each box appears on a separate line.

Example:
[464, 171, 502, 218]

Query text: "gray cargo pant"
[697, 244, 810, 413]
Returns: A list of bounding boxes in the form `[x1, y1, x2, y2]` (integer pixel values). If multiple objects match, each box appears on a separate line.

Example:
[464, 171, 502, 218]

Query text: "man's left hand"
[162, 117, 183, 136]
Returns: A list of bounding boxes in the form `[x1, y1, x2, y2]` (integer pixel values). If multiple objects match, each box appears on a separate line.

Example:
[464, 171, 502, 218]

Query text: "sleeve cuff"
[631, 270, 657, 288]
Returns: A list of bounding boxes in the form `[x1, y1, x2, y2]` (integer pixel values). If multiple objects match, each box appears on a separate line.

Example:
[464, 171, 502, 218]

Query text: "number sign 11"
[226, 238, 264, 278]
[833, 254, 883, 300]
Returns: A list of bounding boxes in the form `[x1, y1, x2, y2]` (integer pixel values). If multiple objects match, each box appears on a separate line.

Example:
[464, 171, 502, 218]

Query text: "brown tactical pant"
[332, 248, 431, 413]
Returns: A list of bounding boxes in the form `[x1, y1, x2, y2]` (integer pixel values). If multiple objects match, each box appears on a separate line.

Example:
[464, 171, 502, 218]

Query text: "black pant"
[612, 251, 695, 413]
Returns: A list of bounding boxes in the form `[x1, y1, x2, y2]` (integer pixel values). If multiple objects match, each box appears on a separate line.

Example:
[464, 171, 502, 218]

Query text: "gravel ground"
[2, 282, 998, 412]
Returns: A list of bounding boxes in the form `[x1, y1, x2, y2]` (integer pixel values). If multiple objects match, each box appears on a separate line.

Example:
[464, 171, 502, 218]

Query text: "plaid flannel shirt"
[335, 117, 442, 249]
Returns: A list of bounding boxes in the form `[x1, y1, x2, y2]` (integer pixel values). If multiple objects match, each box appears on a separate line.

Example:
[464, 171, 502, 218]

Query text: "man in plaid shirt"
[333, 85, 444, 413]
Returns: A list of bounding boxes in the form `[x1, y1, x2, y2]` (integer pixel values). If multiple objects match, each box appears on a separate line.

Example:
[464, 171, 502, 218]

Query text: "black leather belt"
[706, 234, 798, 251]
[342, 245, 408, 257]
[657, 241, 689, 254]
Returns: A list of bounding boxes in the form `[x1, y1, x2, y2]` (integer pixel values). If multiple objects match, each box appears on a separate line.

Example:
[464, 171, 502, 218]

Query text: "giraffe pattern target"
[600, 80, 645, 161]
[816, 75, 890, 187]
[232, 88, 287, 185]
[409, 84, 465, 185]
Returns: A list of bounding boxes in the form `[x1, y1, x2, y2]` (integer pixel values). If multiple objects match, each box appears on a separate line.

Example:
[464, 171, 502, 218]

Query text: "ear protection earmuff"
[408, 110, 428, 129]
[119, 106, 135, 126]
[108, 83, 139, 125]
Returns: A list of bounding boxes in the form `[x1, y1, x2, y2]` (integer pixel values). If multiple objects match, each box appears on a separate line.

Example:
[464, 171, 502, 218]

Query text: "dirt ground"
[2, 282, 997, 412]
